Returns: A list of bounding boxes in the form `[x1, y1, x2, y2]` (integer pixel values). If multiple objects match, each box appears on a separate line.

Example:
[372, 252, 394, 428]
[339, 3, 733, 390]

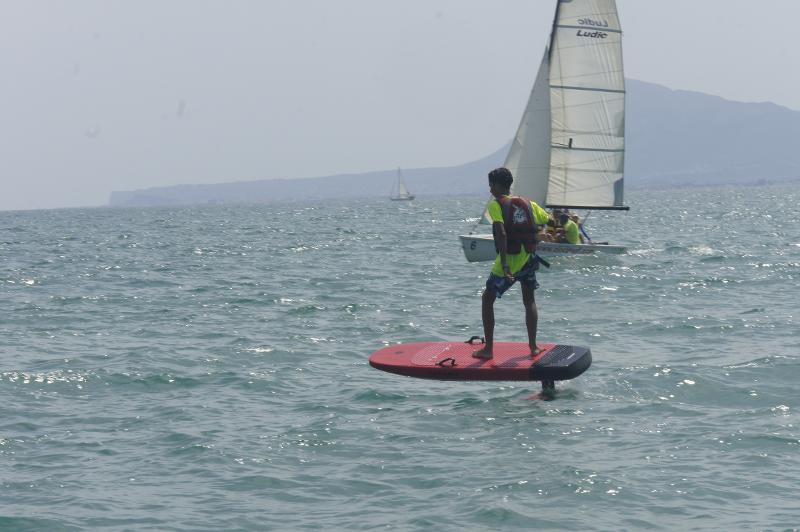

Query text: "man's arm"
[530, 201, 550, 226]
[492, 221, 512, 278]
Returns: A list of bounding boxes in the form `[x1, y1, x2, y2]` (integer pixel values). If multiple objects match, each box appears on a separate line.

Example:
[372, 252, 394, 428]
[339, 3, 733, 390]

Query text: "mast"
[397, 168, 409, 196]
[547, 0, 562, 62]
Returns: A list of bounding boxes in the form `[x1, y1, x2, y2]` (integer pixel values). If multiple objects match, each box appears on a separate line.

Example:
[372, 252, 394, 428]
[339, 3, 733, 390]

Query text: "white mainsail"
[390, 168, 415, 200]
[546, 0, 625, 208]
[498, 0, 626, 214]
[397, 174, 410, 197]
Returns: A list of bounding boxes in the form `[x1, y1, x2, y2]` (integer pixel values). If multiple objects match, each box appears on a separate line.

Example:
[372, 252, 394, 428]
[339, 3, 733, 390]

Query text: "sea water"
[1, 183, 798, 530]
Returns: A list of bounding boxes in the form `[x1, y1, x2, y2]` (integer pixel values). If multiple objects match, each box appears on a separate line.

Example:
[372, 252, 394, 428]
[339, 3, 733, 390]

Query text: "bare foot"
[472, 347, 493, 360]
[530, 345, 546, 357]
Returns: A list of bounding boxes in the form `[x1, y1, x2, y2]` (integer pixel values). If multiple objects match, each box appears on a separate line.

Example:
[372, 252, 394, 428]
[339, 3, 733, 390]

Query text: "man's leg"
[473, 289, 496, 359]
[521, 282, 541, 355]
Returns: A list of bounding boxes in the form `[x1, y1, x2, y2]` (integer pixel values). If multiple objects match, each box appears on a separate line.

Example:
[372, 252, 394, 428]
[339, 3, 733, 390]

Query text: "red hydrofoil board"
[369, 341, 591, 382]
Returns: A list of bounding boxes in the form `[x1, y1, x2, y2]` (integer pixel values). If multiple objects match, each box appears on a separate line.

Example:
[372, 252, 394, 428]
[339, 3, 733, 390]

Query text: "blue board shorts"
[485, 257, 539, 298]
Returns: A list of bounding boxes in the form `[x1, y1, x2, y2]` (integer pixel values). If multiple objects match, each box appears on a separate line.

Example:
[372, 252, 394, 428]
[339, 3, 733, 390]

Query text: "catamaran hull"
[459, 234, 626, 262]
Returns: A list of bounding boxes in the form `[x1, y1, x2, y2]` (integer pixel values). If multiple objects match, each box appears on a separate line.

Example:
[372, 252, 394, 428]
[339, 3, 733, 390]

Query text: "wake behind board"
[369, 340, 591, 384]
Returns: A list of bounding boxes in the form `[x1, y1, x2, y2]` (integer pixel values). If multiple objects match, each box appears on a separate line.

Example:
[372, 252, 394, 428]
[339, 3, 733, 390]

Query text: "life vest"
[494, 195, 537, 254]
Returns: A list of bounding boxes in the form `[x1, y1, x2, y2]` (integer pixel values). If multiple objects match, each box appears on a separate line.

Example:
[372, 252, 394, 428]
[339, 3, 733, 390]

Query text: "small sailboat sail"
[390, 168, 415, 201]
[462, 0, 628, 261]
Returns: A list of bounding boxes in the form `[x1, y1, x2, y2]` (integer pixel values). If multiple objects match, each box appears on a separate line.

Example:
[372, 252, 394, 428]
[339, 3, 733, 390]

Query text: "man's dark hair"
[488, 167, 513, 189]
[559, 213, 569, 224]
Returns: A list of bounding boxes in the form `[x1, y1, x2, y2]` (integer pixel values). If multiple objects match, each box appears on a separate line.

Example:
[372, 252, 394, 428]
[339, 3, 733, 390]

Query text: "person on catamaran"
[569, 213, 587, 244]
[472, 167, 550, 360]
[541, 209, 563, 242]
[555, 212, 581, 245]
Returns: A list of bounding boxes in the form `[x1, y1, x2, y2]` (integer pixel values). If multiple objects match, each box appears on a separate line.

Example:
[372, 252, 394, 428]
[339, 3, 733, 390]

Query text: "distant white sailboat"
[460, 0, 628, 261]
[390, 168, 415, 201]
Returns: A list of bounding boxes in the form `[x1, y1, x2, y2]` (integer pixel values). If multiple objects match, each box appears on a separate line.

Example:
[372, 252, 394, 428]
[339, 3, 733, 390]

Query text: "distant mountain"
[625, 80, 800, 188]
[109, 149, 504, 207]
[109, 80, 800, 207]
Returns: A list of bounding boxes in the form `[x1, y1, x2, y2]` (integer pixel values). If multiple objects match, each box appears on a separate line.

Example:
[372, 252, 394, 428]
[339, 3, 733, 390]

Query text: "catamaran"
[389, 168, 415, 201]
[460, 0, 628, 262]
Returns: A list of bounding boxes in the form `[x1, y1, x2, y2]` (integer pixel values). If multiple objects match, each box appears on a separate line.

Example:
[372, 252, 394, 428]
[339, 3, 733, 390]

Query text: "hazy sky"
[2, 0, 798, 211]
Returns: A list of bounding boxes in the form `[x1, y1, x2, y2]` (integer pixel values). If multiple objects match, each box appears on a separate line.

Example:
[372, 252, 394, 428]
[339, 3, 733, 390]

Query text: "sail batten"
[551, 85, 625, 94]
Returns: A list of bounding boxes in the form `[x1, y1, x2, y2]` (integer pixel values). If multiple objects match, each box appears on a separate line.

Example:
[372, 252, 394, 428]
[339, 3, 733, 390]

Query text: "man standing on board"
[473, 167, 551, 360]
